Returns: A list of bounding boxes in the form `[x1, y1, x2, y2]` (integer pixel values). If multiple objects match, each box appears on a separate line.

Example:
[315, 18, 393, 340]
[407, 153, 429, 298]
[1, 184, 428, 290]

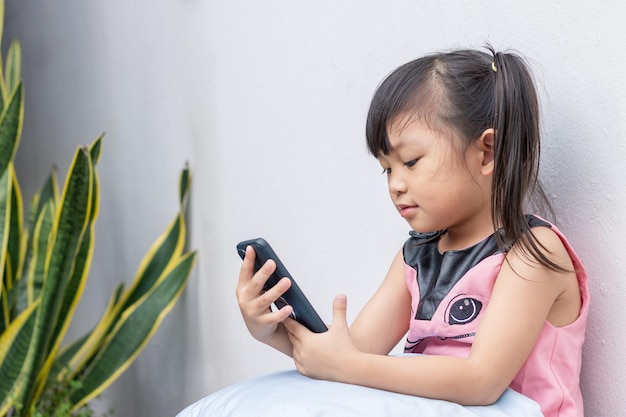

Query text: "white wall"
[5, 1, 626, 416]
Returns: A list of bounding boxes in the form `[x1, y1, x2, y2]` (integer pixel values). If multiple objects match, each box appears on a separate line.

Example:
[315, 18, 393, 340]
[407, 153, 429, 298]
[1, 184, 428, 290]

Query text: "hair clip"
[491, 62, 497, 72]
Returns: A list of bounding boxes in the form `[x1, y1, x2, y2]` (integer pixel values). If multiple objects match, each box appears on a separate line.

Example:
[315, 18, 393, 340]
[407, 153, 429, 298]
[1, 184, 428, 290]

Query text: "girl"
[236, 46, 588, 417]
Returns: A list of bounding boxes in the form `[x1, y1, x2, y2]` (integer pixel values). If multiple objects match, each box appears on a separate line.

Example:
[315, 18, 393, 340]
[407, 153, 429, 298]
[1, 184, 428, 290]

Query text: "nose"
[387, 171, 407, 196]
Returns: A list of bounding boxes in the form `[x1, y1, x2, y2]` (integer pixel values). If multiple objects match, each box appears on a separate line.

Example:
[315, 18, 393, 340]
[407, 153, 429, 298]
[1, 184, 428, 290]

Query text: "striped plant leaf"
[0, 163, 13, 332]
[11, 172, 58, 324]
[88, 133, 103, 164]
[122, 213, 185, 310]
[55, 283, 125, 383]
[27, 169, 60, 242]
[21, 202, 54, 313]
[4, 40, 21, 95]
[0, 301, 38, 415]
[0, 283, 7, 335]
[69, 251, 197, 410]
[5, 164, 23, 309]
[36, 146, 99, 395]
[44, 332, 88, 388]
[179, 162, 190, 208]
[68, 209, 186, 378]
[15, 168, 59, 317]
[14, 147, 94, 410]
[0, 83, 23, 176]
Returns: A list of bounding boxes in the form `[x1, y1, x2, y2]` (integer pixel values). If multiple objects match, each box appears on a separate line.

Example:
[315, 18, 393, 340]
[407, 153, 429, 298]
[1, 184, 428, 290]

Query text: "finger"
[237, 246, 257, 288]
[260, 277, 291, 304]
[241, 258, 277, 300]
[269, 303, 294, 323]
[331, 294, 349, 331]
[283, 316, 305, 337]
[253, 304, 293, 328]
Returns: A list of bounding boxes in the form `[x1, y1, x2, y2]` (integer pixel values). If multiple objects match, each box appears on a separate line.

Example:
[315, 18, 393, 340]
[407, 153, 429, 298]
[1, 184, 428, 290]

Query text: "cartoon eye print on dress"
[445, 294, 483, 325]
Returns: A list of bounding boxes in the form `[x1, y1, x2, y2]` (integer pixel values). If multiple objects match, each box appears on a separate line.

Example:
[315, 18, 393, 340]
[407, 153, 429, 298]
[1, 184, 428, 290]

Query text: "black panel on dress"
[402, 215, 549, 321]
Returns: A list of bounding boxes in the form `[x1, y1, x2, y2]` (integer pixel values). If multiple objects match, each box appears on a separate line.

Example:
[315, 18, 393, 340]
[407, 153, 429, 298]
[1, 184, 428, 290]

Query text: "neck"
[438, 212, 495, 252]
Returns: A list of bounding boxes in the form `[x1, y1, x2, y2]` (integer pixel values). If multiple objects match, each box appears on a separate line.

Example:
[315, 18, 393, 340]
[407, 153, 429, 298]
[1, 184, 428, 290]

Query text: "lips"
[396, 204, 418, 218]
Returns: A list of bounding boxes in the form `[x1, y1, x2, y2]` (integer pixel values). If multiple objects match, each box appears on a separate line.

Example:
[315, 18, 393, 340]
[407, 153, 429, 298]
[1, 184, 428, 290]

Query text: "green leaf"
[0, 163, 13, 313]
[0, 283, 7, 335]
[17, 169, 59, 316]
[5, 40, 21, 95]
[179, 162, 190, 209]
[53, 283, 124, 384]
[44, 332, 88, 389]
[0, 82, 24, 175]
[15, 146, 94, 410]
[5, 165, 24, 308]
[70, 251, 197, 410]
[0, 301, 38, 416]
[122, 214, 184, 311]
[45, 157, 98, 374]
[23, 202, 54, 309]
[70, 211, 187, 374]
[88, 133, 104, 165]
[28, 168, 60, 237]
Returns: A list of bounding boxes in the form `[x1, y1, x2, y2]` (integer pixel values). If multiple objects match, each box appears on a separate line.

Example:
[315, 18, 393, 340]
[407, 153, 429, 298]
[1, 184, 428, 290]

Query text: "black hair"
[366, 46, 564, 272]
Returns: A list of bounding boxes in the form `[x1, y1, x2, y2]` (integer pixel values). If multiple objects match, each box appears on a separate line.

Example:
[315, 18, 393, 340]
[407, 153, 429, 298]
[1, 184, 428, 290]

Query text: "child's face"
[378, 117, 491, 238]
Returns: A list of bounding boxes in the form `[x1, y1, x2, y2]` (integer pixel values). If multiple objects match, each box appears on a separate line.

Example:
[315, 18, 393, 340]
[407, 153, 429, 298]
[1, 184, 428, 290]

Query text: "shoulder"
[506, 219, 574, 281]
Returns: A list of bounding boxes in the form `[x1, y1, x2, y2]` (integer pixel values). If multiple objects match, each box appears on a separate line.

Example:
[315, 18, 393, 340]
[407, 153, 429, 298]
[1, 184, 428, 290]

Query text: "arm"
[286, 227, 579, 405]
[350, 249, 412, 354]
[235, 245, 294, 357]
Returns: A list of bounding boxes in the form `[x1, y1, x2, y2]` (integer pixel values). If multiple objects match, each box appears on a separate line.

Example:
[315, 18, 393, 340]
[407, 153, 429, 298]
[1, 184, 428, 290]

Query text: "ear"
[475, 128, 494, 176]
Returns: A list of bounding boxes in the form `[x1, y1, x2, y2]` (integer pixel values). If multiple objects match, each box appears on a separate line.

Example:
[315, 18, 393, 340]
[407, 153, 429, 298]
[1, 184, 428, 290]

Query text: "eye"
[381, 167, 392, 176]
[403, 159, 418, 168]
[446, 295, 482, 325]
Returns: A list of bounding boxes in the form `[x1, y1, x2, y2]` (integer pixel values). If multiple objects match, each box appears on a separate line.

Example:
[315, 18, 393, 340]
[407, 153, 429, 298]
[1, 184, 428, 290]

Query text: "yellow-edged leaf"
[65, 283, 124, 376]
[14, 146, 93, 410]
[70, 251, 196, 410]
[0, 300, 38, 415]
[5, 40, 21, 95]
[88, 133, 103, 165]
[0, 163, 13, 295]
[121, 212, 185, 310]
[36, 158, 98, 395]
[0, 83, 23, 175]
[89, 209, 186, 354]
[6, 164, 23, 294]
[179, 162, 190, 208]
[15, 166, 60, 317]
[26, 202, 54, 306]
[69, 212, 186, 376]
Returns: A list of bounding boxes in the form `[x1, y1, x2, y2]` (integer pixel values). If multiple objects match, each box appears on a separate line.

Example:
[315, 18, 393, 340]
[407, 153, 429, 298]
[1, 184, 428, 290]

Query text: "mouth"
[396, 204, 418, 218]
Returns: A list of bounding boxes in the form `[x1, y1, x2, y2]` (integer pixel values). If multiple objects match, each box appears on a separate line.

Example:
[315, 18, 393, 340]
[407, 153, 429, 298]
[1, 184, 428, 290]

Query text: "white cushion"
[177, 369, 543, 417]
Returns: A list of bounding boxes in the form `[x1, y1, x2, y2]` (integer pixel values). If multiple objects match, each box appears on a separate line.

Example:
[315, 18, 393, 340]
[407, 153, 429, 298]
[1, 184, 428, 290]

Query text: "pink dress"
[403, 215, 589, 417]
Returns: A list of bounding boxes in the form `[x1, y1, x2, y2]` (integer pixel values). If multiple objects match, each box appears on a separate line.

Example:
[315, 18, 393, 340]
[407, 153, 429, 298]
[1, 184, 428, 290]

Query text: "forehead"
[386, 115, 444, 151]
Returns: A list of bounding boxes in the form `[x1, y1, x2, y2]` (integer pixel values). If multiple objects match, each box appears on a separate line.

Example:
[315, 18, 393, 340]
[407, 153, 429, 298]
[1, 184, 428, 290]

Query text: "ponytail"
[490, 48, 565, 272]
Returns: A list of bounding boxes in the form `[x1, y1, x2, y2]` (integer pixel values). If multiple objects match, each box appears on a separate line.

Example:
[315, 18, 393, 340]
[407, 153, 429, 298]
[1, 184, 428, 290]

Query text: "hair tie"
[491, 61, 497, 72]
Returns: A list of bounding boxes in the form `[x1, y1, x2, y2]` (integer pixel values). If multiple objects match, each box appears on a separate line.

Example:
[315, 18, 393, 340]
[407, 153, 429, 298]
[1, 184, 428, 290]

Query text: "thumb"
[332, 294, 348, 329]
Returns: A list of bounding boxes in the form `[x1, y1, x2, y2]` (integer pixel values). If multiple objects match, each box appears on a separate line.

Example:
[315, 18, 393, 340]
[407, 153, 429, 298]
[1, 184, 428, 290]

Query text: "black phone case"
[237, 238, 328, 333]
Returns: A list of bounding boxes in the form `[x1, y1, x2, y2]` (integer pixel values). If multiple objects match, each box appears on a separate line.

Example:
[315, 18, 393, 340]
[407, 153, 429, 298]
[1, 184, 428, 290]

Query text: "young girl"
[236, 46, 588, 417]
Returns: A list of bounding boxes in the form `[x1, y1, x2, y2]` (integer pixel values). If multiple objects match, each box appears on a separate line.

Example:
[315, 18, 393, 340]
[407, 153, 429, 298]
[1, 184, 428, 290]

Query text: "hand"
[285, 294, 358, 381]
[236, 246, 294, 344]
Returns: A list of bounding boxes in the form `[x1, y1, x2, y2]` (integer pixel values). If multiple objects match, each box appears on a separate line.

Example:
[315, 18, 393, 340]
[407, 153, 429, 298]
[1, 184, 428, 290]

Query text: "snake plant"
[0, 2, 197, 415]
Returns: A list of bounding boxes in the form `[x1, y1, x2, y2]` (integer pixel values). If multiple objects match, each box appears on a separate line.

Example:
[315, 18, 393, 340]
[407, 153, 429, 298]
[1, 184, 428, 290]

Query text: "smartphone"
[237, 238, 328, 333]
